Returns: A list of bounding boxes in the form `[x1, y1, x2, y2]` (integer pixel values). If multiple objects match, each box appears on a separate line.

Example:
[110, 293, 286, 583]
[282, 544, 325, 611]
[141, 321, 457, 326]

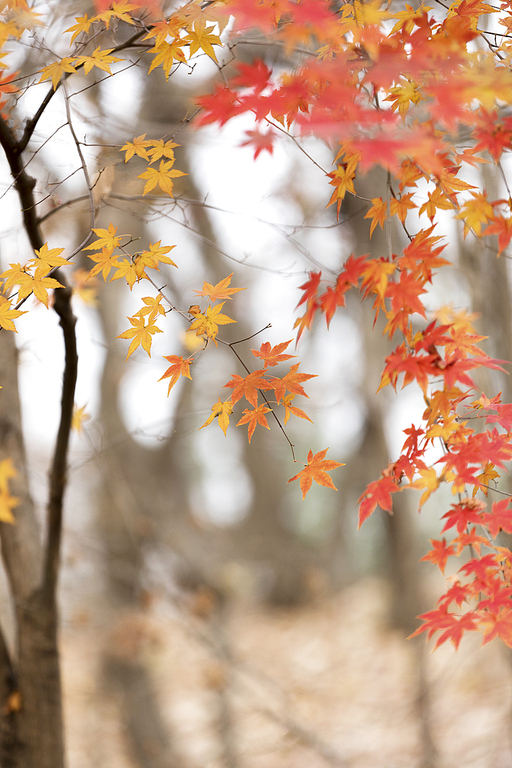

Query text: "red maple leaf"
[239, 128, 276, 159]
[420, 538, 456, 573]
[357, 475, 399, 527]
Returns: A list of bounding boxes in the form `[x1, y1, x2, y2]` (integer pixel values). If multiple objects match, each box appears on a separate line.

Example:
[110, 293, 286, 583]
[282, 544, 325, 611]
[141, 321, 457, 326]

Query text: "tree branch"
[42, 282, 77, 605]
[0, 112, 78, 607]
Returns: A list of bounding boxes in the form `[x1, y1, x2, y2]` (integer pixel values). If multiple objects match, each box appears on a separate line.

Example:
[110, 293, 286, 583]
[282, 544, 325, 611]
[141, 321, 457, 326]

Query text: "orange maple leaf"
[269, 363, 316, 403]
[288, 448, 344, 499]
[251, 340, 295, 368]
[224, 369, 272, 407]
[192, 273, 245, 301]
[236, 404, 272, 442]
[159, 355, 193, 395]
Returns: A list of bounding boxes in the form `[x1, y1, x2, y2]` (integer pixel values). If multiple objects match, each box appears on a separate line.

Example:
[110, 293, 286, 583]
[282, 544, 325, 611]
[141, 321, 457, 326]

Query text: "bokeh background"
[2, 2, 512, 766]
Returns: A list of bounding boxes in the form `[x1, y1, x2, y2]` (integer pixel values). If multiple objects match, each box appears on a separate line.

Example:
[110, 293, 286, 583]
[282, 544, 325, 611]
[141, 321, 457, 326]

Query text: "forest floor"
[61, 576, 512, 768]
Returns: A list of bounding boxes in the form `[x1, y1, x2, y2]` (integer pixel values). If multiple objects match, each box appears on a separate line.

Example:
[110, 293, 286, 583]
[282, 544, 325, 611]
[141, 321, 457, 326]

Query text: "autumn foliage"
[2, 0, 512, 653]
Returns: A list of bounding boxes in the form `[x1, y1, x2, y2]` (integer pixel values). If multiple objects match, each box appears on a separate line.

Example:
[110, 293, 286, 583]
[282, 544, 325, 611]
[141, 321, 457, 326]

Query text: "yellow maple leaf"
[385, 78, 422, 117]
[84, 224, 122, 255]
[87, 250, 121, 281]
[64, 13, 95, 43]
[189, 302, 236, 344]
[110, 258, 139, 289]
[72, 268, 98, 306]
[72, 405, 90, 433]
[96, 2, 138, 27]
[135, 295, 166, 323]
[138, 160, 187, 196]
[0, 458, 18, 525]
[31, 244, 70, 278]
[0, 296, 26, 332]
[455, 191, 494, 237]
[148, 39, 187, 79]
[121, 134, 151, 162]
[199, 399, 233, 436]
[117, 315, 163, 359]
[183, 18, 221, 62]
[74, 47, 122, 76]
[39, 57, 77, 89]
[147, 140, 179, 164]
[412, 467, 440, 507]
[134, 241, 177, 277]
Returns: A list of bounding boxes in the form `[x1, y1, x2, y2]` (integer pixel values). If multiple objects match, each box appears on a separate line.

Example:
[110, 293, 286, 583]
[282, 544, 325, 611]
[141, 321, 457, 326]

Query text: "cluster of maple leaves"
[2, 0, 512, 650]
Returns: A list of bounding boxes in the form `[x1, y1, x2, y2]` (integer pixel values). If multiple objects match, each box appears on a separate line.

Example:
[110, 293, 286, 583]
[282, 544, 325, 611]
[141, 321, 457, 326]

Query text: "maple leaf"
[134, 241, 177, 277]
[420, 538, 456, 574]
[16, 271, 62, 307]
[0, 296, 26, 332]
[419, 187, 454, 222]
[159, 354, 193, 395]
[183, 18, 221, 62]
[38, 57, 77, 89]
[189, 302, 236, 344]
[84, 224, 122, 255]
[297, 271, 322, 307]
[199, 399, 233, 436]
[195, 85, 241, 126]
[110, 258, 139, 289]
[412, 467, 441, 507]
[117, 315, 163, 360]
[282, 393, 313, 425]
[240, 128, 275, 159]
[148, 39, 187, 78]
[480, 608, 512, 648]
[357, 475, 399, 527]
[192, 274, 245, 302]
[453, 527, 488, 556]
[87, 250, 121, 281]
[31, 244, 70, 277]
[230, 59, 272, 93]
[72, 405, 90, 433]
[224, 369, 272, 407]
[251, 340, 295, 368]
[288, 448, 344, 500]
[409, 608, 479, 649]
[74, 47, 122, 76]
[121, 134, 151, 162]
[269, 363, 316, 403]
[96, 1, 139, 25]
[0, 458, 18, 525]
[135, 295, 166, 323]
[364, 197, 388, 236]
[455, 191, 494, 237]
[483, 499, 512, 539]
[484, 215, 512, 255]
[146, 140, 179, 163]
[138, 160, 186, 196]
[73, 269, 98, 307]
[65, 13, 95, 43]
[327, 163, 357, 214]
[236, 405, 272, 442]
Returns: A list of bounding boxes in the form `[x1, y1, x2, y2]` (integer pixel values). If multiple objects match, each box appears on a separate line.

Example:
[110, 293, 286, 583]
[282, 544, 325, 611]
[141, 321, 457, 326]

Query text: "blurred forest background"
[2, 1, 512, 767]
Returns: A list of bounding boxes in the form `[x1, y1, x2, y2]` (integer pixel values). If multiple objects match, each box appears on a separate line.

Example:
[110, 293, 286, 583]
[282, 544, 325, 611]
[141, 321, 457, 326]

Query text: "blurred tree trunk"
[0, 325, 65, 768]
